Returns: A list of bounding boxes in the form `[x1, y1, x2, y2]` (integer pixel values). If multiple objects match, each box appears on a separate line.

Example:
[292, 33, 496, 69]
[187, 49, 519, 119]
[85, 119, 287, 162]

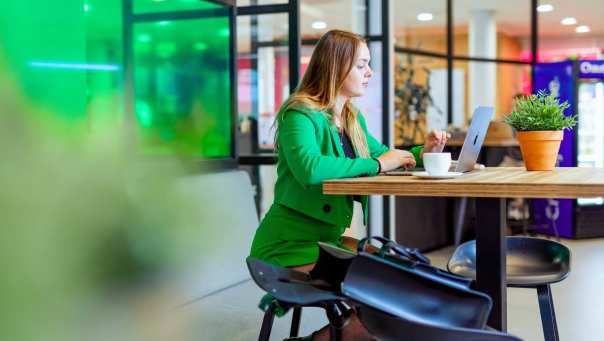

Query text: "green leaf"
[504, 90, 576, 131]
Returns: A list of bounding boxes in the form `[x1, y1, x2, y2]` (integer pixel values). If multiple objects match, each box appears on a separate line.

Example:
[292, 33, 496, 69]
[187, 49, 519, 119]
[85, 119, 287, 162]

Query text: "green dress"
[249, 106, 423, 267]
[250, 203, 348, 267]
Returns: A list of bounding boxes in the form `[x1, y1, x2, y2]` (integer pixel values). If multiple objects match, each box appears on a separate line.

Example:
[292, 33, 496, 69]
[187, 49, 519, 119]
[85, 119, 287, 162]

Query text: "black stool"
[447, 236, 571, 341]
[247, 258, 350, 341]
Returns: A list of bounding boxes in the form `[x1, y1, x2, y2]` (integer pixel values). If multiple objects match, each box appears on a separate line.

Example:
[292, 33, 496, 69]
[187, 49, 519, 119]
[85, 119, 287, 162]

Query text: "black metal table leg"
[454, 197, 468, 246]
[475, 197, 507, 331]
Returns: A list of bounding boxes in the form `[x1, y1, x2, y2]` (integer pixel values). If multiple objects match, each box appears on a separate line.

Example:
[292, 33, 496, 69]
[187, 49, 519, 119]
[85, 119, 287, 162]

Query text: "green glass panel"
[0, 0, 124, 126]
[85, 0, 125, 127]
[133, 0, 222, 14]
[0, 0, 232, 158]
[133, 16, 232, 158]
[0, 1, 87, 123]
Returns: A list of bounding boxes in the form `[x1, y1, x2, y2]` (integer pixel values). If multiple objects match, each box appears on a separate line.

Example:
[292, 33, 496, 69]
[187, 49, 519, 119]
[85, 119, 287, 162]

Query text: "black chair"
[447, 236, 571, 341]
[247, 257, 350, 341]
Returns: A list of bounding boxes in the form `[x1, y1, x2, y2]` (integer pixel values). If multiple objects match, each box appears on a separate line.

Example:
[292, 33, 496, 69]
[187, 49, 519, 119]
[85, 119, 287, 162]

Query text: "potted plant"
[504, 90, 577, 171]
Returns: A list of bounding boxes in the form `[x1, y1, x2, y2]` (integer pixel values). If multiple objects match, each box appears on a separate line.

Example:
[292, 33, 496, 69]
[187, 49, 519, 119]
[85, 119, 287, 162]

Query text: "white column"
[469, 10, 497, 115]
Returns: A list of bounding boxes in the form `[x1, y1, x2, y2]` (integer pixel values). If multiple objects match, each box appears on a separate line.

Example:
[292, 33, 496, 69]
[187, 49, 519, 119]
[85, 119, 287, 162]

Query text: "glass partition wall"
[125, 0, 237, 160]
[0, 0, 237, 162]
[238, 0, 599, 238]
[4, 0, 590, 239]
[393, 0, 535, 148]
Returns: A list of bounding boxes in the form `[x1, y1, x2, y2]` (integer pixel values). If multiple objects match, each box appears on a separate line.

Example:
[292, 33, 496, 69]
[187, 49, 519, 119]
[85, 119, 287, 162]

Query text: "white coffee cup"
[423, 152, 452, 176]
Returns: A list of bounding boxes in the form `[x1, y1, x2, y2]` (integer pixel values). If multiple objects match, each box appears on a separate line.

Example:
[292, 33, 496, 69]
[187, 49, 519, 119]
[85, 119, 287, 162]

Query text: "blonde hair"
[274, 29, 370, 158]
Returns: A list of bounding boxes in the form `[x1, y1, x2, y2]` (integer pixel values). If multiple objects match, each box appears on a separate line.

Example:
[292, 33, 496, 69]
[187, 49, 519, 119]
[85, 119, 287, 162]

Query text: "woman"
[249, 30, 447, 340]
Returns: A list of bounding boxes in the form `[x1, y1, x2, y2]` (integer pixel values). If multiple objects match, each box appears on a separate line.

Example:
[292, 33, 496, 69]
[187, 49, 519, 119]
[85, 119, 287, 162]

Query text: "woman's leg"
[288, 262, 375, 341]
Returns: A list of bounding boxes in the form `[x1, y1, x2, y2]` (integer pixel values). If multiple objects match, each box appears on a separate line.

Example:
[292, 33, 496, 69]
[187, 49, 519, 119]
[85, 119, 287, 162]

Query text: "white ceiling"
[296, 0, 604, 37]
[236, 0, 604, 52]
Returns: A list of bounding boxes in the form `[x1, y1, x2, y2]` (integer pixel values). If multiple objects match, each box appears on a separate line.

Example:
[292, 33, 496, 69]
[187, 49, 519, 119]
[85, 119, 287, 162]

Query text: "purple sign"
[579, 60, 604, 79]
[532, 61, 576, 238]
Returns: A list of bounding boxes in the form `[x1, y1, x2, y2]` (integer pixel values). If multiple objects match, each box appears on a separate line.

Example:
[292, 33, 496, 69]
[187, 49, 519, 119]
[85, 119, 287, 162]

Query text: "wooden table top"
[323, 167, 604, 198]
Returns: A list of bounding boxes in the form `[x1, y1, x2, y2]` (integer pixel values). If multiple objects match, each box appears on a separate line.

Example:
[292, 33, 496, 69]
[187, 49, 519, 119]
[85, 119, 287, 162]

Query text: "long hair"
[274, 30, 370, 158]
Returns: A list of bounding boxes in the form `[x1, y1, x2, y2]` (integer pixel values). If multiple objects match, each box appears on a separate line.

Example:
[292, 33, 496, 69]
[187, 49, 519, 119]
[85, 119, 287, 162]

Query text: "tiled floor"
[185, 238, 604, 341]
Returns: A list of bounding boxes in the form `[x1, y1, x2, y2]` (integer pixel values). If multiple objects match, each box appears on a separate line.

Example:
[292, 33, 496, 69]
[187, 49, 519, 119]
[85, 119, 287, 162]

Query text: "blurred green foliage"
[0, 53, 214, 339]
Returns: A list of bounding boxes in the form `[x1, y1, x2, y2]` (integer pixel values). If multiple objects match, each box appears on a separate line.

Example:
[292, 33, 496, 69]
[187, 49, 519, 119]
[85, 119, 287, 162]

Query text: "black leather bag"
[357, 236, 473, 289]
[342, 236, 493, 330]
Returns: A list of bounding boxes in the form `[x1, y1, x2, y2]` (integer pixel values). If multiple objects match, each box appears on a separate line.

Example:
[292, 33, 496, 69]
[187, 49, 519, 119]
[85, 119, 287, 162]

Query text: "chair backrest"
[447, 240, 477, 278]
[173, 170, 258, 299]
[342, 253, 492, 329]
[356, 303, 523, 341]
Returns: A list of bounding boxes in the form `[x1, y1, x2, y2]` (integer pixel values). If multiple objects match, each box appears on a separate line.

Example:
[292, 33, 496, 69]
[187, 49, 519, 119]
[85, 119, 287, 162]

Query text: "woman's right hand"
[377, 149, 416, 172]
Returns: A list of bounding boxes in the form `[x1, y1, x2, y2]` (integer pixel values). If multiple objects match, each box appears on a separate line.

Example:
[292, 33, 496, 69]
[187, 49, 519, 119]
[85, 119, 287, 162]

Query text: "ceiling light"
[576, 25, 590, 33]
[417, 13, 434, 22]
[29, 61, 119, 71]
[311, 21, 327, 30]
[537, 4, 554, 12]
[561, 17, 577, 25]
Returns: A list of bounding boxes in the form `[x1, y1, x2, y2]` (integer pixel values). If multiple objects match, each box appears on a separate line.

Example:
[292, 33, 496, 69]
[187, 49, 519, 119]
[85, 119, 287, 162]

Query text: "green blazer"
[274, 105, 423, 227]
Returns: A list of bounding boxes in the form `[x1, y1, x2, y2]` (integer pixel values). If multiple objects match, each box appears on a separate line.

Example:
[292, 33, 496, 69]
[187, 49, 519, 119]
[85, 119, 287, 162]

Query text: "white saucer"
[412, 171, 463, 179]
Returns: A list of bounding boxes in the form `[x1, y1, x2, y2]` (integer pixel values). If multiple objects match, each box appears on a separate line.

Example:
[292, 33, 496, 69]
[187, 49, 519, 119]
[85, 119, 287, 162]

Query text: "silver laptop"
[385, 106, 494, 175]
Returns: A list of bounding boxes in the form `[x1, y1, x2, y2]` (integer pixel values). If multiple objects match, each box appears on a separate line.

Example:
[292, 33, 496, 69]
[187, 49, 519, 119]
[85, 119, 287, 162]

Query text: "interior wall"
[399, 31, 526, 123]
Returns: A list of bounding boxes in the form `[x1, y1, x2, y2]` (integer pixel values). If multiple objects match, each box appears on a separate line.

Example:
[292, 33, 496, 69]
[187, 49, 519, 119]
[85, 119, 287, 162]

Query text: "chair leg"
[551, 220, 560, 242]
[290, 307, 302, 337]
[537, 284, 559, 341]
[258, 306, 276, 341]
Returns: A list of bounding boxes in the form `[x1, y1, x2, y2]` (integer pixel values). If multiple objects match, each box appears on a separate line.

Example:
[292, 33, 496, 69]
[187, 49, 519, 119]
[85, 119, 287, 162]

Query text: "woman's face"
[340, 43, 373, 98]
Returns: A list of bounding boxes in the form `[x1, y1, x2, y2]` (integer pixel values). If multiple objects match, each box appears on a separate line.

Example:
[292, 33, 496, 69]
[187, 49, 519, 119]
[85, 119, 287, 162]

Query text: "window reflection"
[133, 15, 232, 157]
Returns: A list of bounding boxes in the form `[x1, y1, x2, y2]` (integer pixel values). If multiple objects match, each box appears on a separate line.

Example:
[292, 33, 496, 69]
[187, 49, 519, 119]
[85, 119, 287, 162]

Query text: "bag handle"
[357, 236, 431, 265]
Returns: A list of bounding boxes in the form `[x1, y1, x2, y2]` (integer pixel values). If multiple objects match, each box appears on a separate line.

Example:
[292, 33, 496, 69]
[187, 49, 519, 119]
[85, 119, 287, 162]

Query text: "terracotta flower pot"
[516, 130, 563, 171]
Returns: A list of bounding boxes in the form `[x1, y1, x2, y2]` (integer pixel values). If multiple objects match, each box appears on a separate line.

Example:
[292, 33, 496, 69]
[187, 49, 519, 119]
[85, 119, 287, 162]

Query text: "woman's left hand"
[421, 129, 449, 156]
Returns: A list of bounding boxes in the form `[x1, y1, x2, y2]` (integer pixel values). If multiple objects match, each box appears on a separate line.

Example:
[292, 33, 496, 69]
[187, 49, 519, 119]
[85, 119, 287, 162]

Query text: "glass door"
[577, 80, 604, 205]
